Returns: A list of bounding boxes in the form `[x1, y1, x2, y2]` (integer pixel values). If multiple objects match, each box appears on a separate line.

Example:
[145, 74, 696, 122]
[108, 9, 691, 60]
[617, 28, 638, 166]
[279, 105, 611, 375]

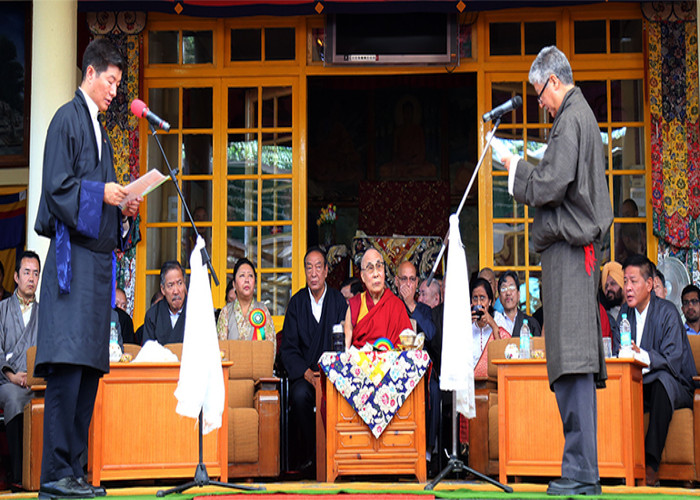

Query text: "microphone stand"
[148, 123, 219, 287]
[423, 116, 512, 493]
[148, 124, 262, 495]
[425, 116, 502, 287]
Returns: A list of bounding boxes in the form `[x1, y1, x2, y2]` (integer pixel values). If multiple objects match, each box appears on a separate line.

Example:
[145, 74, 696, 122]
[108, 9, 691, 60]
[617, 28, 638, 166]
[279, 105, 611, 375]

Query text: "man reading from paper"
[500, 46, 613, 497]
[344, 248, 412, 349]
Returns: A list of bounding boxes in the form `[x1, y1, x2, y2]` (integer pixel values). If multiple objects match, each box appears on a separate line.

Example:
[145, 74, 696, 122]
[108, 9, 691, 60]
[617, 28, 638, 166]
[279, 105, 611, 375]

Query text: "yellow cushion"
[228, 379, 255, 409]
[226, 340, 274, 380]
[645, 408, 695, 465]
[229, 407, 259, 463]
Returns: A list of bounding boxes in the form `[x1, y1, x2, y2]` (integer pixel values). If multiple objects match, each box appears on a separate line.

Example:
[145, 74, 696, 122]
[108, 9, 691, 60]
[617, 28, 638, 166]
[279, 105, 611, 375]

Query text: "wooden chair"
[653, 334, 700, 483]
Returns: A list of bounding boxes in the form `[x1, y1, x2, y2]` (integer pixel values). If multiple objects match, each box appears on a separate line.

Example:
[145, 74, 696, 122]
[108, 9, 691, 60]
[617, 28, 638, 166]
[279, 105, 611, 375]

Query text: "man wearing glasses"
[495, 270, 542, 338]
[344, 249, 412, 350]
[501, 46, 613, 496]
[682, 284, 700, 335]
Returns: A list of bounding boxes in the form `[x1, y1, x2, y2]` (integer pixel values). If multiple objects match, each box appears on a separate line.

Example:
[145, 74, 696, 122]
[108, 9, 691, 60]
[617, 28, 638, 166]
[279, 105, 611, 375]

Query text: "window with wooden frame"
[136, 16, 302, 327]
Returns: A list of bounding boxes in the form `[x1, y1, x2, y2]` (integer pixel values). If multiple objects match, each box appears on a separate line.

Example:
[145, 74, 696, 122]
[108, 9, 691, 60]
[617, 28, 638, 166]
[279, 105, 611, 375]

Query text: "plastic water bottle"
[109, 321, 122, 362]
[519, 319, 531, 359]
[619, 313, 632, 357]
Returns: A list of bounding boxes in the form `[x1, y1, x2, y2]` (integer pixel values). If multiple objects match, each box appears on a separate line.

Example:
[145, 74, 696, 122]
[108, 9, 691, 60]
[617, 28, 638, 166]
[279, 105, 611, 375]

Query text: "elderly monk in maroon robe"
[344, 248, 413, 349]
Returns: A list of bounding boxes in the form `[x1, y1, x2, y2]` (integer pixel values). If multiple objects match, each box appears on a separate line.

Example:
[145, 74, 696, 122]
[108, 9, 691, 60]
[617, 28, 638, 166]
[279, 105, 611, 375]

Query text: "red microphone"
[130, 99, 171, 132]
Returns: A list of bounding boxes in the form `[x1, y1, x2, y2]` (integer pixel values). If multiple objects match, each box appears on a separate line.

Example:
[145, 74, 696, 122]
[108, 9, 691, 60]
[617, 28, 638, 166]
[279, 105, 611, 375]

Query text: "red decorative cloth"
[349, 290, 412, 348]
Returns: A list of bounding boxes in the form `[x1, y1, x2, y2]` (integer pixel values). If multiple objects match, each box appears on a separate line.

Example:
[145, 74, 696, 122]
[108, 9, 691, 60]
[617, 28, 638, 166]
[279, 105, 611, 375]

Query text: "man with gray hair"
[142, 261, 188, 345]
[501, 46, 613, 496]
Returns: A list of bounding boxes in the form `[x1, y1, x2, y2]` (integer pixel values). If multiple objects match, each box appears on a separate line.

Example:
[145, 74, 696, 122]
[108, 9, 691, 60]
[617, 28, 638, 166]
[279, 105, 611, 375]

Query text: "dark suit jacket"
[280, 286, 347, 381]
[618, 293, 696, 410]
[509, 309, 542, 337]
[142, 298, 187, 345]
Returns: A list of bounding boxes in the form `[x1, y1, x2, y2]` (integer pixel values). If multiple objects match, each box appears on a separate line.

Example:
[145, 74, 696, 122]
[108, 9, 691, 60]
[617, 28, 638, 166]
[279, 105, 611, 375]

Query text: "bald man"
[396, 261, 435, 341]
[344, 249, 412, 350]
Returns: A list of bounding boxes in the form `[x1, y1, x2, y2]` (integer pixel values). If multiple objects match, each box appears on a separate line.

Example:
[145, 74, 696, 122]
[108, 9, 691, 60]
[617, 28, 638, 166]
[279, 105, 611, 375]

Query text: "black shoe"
[39, 476, 95, 499]
[10, 482, 25, 493]
[547, 477, 602, 496]
[76, 477, 106, 497]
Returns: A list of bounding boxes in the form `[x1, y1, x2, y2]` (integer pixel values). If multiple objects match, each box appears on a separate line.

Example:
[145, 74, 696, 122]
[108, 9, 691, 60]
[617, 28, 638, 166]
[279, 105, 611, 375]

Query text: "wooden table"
[88, 362, 230, 485]
[317, 373, 426, 482]
[495, 358, 645, 486]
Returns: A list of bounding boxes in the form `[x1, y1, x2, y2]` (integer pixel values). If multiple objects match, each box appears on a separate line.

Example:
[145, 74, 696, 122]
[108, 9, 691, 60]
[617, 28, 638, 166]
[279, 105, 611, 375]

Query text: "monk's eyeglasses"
[362, 261, 385, 273]
[537, 77, 551, 104]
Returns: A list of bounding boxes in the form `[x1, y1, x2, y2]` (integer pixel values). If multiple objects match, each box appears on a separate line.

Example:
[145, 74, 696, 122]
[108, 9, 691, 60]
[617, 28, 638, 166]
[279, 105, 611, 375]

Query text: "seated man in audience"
[495, 270, 542, 337]
[114, 287, 135, 344]
[394, 260, 440, 470]
[619, 254, 697, 486]
[142, 261, 188, 345]
[600, 260, 624, 321]
[344, 248, 412, 349]
[418, 278, 442, 308]
[340, 276, 363, 304]
[653, 268, 667, 300]
[396, 261, 435, 341]
[682, 284, 700, 335]
[0, 250, 41, 490]
[280, 246, 347, 474]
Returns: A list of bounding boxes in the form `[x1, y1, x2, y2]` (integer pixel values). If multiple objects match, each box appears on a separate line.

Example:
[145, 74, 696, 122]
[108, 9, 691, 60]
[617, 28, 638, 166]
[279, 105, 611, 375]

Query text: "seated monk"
[344, 248, 413, 349]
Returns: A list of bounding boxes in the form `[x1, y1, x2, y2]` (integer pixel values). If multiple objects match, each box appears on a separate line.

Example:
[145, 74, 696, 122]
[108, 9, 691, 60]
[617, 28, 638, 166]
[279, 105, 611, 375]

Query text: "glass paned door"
[225, 80, 295, 317]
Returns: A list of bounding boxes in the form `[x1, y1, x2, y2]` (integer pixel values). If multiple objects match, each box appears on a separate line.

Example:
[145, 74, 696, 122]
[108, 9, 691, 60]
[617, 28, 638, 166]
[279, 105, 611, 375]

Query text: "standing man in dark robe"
[142, 261, 188, 345]
[280, 246, 347, 474]
[618, 255, 696, 486]
[501, 46, 613, 496]
[34, 39, 141, 499]
[0, 250, 41, 490]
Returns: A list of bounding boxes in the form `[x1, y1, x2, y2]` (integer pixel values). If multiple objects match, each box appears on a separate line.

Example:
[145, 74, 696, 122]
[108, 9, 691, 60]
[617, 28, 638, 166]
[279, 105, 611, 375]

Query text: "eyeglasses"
[499, 284, 517, 294]
[362, 261, 385, 273]
[537, 77, 551, 104]
[397, 276, 417, 283]
[682, 298, 700, 307]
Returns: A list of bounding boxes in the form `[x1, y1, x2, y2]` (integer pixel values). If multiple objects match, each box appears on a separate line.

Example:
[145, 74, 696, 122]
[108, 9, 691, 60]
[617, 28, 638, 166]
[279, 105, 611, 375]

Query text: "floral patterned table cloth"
[318, 349, 431, 438]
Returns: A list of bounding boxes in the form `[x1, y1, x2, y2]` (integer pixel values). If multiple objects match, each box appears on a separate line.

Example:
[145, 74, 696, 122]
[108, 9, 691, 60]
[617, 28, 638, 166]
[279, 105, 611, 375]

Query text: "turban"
[601, 261, 623, 289]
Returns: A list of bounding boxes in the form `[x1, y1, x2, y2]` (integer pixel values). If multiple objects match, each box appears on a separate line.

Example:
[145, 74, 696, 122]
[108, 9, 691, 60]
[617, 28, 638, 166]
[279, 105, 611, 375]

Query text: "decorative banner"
[648, 14, 700, 250]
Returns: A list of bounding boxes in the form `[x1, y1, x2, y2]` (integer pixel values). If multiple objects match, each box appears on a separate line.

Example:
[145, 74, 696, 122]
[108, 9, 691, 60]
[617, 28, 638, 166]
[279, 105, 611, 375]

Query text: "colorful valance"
[319, 349, 430, 437]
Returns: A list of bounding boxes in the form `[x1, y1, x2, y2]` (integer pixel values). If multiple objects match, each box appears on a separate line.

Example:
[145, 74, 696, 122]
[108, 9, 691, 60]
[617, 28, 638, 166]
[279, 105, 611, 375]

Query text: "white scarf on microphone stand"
[439, 214, 475, 418]
[174, 235, 225, 433]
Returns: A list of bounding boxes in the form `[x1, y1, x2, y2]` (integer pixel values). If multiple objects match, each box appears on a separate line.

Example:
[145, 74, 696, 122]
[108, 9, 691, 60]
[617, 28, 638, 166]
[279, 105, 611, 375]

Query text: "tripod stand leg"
[424, 458, 459, 490]
[156, 411, 267, 496]
[425, 392, 512, 493]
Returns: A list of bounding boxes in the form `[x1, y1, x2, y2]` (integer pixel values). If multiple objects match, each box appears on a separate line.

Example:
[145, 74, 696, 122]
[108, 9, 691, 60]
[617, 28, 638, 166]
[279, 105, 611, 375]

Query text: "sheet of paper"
[119, 169, 168, 209]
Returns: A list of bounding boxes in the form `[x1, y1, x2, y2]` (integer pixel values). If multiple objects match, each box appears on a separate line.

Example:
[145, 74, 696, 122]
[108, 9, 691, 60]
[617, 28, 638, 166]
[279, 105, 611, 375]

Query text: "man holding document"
[34, 38, 143, 499]
[500, 46, 612, 496]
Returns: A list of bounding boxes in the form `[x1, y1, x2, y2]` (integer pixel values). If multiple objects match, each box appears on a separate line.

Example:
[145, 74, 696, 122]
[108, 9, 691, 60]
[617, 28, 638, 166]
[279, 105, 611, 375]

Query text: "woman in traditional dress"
[217, 257, 276, 350]
[470, 277, 510, 376]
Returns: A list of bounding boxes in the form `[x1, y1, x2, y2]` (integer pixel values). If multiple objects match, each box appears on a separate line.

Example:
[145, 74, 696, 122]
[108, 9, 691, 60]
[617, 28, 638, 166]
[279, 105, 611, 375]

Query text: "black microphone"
[482, 96, 522, 122]
[131, 99, 171, 132]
